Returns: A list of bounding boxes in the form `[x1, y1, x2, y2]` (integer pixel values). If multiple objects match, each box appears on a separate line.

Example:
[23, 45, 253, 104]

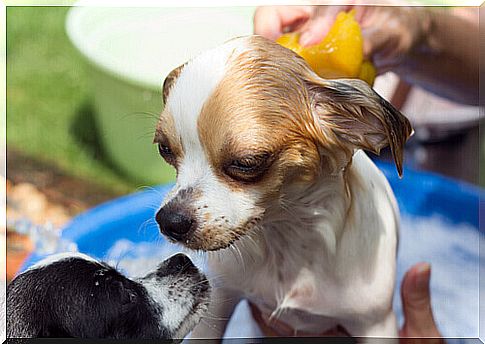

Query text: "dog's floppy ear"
[162, 63, 186, 104]
[306, 77, 413, 177]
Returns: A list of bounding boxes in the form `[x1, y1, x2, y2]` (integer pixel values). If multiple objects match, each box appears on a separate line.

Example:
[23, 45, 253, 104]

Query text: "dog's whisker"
[136, 185, 166, 198]
[229, 244, 246, 274]
[208, 250, 223, 264]
[202, 291, 236, 305]
[137, 218, 156, 236]
[245, 230, 262, 258]
[199, 318, 221, 334]
[237, 237, 257, 265]
[278, 196, 301, 220]
[121, 111, 161, 122]
[190, 279, 210, 288]
[153, 234, 165, 246]
[196, 273, 224, 284]
[200, 312, 231, 321]
[137, 130, 158, 141]
[141, 205, 162, 212]
[268, 305, 286, 324]
[234, 244, 246, 271]
[203, 308, 230, 318]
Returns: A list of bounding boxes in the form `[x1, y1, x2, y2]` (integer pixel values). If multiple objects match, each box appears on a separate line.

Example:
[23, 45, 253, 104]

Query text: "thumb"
[399, 262, 442, 338]
[254, 6, 313, 41]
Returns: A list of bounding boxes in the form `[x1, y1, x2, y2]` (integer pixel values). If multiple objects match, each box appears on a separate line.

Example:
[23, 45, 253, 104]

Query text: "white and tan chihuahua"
[154, 36, 412, 338]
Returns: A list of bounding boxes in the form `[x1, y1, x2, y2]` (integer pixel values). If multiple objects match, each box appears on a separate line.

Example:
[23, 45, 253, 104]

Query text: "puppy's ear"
[306, 78, 413, 177]
[162, 63, 186, 104]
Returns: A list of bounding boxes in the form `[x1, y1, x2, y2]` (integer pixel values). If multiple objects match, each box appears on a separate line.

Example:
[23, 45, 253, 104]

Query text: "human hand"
[254, 3, 431, 74]
[399, 262, 444, 343]
[253, 6, 314, 41]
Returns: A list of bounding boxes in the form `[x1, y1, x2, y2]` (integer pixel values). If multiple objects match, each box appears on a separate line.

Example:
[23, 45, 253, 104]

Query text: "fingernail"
[415, 263, 431, 290]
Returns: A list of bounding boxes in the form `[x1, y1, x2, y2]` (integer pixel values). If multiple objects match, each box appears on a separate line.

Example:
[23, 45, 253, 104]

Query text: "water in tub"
[99, 215, 483, 339]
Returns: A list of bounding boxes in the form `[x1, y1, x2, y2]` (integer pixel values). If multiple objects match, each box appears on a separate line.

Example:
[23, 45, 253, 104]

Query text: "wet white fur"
[139, 275, 196, 337]
[163, 37, 399, 339]
[27, 252, 99, 271]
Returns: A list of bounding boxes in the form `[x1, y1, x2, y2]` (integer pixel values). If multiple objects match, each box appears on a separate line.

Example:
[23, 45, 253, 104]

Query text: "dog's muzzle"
[155, 253, 199, 277]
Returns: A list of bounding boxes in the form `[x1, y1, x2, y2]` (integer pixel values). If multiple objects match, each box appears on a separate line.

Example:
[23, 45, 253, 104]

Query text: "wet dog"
[154, 35, 412, 338]
[7, 252, 210, 339]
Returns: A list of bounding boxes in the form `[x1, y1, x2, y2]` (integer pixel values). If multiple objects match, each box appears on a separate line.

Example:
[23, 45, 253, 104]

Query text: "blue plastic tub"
[21, 161, 484, 338]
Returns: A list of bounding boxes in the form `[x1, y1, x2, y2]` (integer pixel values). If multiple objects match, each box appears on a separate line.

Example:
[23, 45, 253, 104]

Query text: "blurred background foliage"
[7, 7, 137, 193]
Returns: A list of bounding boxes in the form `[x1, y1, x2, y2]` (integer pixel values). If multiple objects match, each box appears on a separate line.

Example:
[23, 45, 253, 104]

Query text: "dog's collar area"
[248, 302, 351, 337]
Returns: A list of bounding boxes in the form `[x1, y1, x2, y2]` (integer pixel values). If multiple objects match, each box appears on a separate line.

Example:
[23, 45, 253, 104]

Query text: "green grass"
[7, 7, 138, 194]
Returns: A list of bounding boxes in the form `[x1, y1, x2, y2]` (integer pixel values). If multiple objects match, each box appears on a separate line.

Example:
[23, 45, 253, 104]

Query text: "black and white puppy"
[6, 252, 210, 339]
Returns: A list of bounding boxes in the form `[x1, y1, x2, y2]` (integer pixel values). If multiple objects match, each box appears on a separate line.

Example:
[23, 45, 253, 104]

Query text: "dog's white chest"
[215, 231, 344, 333]
[245, 266, 342, 334]
[206, 152, 399, 336]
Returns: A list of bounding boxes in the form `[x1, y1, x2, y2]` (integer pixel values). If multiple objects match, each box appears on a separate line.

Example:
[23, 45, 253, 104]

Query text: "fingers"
[255, 4, 424, 77]
[254, 4, 363, 48]
[254, 7, 285, 40]
[399, 262, 443, 340]
[254, 6, 313, 41]
[299, 5, 346, 46]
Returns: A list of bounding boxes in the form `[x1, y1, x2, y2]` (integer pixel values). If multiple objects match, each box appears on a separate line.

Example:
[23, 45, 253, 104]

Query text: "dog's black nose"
[164, 253, 197, 275]
[156, 208, 194, 241]
[151, 254, 199, 278]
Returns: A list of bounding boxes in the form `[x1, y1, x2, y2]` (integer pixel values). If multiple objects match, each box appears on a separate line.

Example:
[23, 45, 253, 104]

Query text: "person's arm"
[397, 8, 479, 105]
[254, 5, 479, 106]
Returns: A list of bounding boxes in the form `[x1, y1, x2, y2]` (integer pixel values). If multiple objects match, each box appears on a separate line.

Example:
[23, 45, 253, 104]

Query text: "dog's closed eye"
[224, 152, 273, 182]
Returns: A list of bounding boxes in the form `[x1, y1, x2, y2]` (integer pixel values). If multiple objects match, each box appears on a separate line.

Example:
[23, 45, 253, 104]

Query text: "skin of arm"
[397, 7, 479, 105]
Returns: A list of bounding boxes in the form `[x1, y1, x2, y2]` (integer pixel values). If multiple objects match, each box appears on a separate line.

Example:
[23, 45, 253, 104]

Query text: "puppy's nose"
[156, 208, 194, 241]
[162, 253, 197, 275]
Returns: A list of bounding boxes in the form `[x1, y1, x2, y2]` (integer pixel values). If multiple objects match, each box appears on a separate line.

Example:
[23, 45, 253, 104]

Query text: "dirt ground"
[6, 148, 123, 281]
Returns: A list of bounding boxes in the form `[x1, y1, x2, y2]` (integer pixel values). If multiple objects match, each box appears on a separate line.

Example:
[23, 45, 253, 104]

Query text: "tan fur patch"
[197, 36, 324, 196]
[154, 109, 184, 166]
[305, 77, 413, 176]
[155, 63, 188, 166]
[162, 63, 186, 104]
[197, 36, 412, 179]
